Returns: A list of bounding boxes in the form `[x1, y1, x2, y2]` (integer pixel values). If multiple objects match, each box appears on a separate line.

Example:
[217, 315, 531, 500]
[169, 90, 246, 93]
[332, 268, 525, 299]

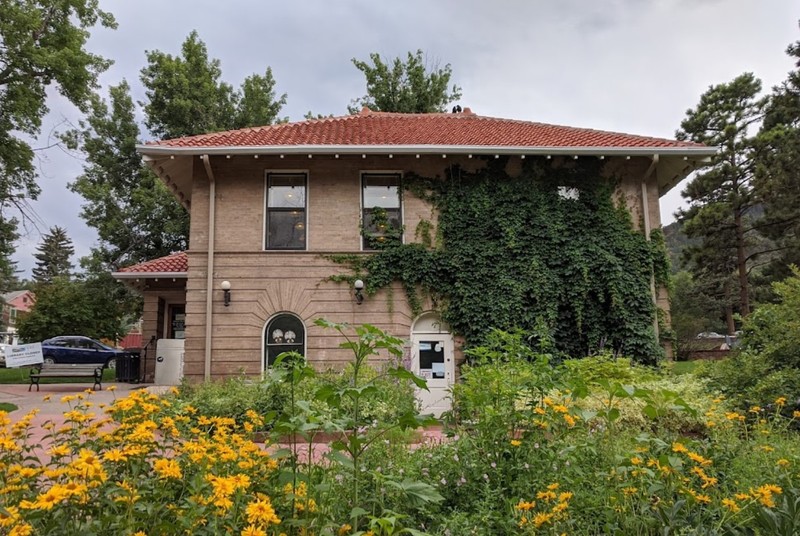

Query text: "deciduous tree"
[17, 275, 127, 342]
[0, 0, 116, 285]
[140, 31, 287, 139]
[66, 81, 188, 269]
[348, 50, 462, 114]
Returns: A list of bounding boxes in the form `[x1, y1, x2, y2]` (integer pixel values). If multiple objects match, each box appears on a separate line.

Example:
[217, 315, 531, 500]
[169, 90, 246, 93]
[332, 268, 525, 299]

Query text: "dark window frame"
[361, 172, 403, 250]
[264, 313, 306, 368]
[265, 172, 308, 250]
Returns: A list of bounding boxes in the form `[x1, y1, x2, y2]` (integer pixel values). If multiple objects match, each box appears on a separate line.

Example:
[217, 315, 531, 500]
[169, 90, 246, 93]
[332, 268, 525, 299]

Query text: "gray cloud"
[12, 0, 798, 275]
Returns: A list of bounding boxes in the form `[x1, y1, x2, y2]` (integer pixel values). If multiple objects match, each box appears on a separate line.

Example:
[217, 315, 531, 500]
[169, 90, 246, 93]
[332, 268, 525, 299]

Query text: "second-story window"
[362, 173, 402, 250]
[266, 173, 307, 250]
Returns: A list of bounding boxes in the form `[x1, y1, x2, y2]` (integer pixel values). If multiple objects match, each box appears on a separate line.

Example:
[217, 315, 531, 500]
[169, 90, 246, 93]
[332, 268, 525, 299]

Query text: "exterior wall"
[140, 284, 186, 382]
[179, 153, 666, 380]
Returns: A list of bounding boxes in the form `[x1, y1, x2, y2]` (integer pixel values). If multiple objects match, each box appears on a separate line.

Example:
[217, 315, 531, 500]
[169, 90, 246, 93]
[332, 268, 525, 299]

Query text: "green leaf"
[385, 479, 445, 506]
[326, 450, 354, 469]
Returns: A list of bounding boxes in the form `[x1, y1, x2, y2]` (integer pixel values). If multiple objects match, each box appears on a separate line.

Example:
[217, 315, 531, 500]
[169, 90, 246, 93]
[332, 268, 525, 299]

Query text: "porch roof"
[112, 252, 188, 280]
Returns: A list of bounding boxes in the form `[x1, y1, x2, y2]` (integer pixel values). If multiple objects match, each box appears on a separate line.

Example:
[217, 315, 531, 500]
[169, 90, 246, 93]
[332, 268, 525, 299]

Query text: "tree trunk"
[734, 210, 751, 317]
[724, 282, 736, 335]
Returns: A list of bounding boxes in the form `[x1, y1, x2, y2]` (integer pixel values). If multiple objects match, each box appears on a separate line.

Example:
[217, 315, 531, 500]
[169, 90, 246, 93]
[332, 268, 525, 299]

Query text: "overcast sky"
[13, 0, 799, 276]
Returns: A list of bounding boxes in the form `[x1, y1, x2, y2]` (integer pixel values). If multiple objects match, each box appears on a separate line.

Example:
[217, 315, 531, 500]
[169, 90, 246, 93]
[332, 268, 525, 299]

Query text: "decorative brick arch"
[248, 281, 318, 328]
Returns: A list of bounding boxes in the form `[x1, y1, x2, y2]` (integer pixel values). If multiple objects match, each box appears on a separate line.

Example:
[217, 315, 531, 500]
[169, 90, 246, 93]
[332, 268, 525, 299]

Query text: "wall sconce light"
[354, 279, 364, 305]
[221, 280, 231, 306]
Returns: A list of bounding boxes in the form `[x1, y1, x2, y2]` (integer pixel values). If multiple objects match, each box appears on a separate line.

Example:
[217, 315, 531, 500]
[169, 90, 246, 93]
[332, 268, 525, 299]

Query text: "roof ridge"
[142, 112, 708, 150]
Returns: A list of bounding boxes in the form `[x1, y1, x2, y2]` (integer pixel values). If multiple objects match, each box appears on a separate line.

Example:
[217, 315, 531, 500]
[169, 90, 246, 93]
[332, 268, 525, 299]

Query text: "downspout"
[641, 155, 660, 338]
[201, 155, 216, 381]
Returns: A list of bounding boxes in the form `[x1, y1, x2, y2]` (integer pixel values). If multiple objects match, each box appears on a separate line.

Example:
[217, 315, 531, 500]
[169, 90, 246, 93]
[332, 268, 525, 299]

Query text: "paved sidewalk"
[0, 382, 159, 416]
[0, 382, 170, 457]
[0, 382, 449, 464]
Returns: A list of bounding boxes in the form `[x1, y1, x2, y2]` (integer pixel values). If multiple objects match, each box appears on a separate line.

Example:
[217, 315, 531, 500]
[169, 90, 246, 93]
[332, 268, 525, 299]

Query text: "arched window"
[264, 313, 305, 367]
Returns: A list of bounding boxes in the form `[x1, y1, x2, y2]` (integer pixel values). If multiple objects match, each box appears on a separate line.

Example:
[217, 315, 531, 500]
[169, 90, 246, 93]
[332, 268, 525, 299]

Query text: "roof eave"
[136, 144, 717, 158]
[112, 272, 188, 279]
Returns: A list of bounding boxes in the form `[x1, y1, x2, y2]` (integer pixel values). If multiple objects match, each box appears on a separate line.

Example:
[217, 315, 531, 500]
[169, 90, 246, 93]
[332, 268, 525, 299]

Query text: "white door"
[154, 339, 185, 386]
[411, 333, 454, 417]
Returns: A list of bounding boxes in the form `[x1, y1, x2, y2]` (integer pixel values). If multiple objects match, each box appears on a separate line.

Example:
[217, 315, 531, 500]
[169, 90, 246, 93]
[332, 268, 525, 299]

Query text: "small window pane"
[268, 175, 306, 208]
[419, 340, 445, 379]
[363, 175, 400, 209]
[268, 211, 306, 249]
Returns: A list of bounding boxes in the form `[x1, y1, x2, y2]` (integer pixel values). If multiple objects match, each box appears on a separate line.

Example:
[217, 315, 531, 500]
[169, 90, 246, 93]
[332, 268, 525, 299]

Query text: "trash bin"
[116, 348, 142, 383]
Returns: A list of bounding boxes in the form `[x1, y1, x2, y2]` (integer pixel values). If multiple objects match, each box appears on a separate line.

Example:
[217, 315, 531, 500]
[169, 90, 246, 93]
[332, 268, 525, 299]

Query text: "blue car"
[41, 336, 132, 369]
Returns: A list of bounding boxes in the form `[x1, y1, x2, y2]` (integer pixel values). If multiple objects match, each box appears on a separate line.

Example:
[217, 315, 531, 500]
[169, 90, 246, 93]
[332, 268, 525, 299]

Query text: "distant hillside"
[662, 220, 695, 273]
[662, 205, 765, 273]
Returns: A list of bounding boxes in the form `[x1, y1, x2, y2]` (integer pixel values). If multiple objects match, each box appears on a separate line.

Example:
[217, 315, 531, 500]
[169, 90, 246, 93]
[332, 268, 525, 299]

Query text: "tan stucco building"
[113, 108, 714, 411]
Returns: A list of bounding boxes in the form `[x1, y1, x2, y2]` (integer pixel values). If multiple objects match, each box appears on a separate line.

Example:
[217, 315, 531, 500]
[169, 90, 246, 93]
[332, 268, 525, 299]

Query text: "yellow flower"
[775, 397, 787, 406]
[552, 404, 569, 414]
[672, 442, 688, 453]
[537, 490, 557, 502]
[245, 497, 280, 526]
[516, 500, 536, 511]
[749, 406, 761, 414]
[106, 385, 117, 392]
[563, 414, 577, 427]
[793, 410, 800, 419]
[547, 482, 560, 491]
[34, 487, 68, 510]
[777, 459, 790, 467]
[722, 498, 741, 513]
[686, 452, 712, 466]
[735, 493, 751, 501]
[338, 524, 353, 536]
[241, 526, 266, 536]
[630, 456, 642, 465]
[9, 522, 33, 536]
[153, 458, 182, 479]
[622, 486, 638, 495]
[533, 512, 553, 528]
[0, 505, 20, 527]
[510, 439, 522, 447]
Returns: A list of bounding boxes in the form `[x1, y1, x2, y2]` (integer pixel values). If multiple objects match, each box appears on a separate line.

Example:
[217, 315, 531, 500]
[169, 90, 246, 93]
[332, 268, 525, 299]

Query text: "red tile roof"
[117, 252, 187, 274]
[144, 109, 704, 150]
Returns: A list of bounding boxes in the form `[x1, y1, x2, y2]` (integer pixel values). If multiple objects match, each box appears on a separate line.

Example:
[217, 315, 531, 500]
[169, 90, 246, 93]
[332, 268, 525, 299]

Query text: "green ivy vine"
[332, 156, 670, 364]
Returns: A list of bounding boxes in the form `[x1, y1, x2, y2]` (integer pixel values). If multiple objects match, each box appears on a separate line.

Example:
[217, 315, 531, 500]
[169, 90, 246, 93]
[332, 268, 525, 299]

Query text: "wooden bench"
[29, 363, 105, 391]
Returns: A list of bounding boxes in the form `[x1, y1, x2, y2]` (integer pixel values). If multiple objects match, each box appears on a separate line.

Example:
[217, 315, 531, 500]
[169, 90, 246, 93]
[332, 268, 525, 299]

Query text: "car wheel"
[43, 356, 56, 365]
[106, 358, 116, 370]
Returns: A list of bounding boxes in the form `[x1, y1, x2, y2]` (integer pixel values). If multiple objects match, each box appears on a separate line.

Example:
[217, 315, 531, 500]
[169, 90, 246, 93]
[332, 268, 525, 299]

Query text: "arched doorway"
[410, 312, 455, 417]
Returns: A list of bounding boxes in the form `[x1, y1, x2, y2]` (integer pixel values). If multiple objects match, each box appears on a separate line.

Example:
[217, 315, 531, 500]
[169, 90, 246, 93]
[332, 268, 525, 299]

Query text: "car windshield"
[95, 340, 115, 351]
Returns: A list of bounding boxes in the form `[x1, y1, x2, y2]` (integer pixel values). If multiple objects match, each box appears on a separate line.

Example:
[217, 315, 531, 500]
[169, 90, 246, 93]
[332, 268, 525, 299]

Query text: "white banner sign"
[6, 343, 44, 368]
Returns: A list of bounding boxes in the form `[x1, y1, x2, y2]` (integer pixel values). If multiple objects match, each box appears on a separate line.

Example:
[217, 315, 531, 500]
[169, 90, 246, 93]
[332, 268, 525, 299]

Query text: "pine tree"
[754, 27, 800, 283]
[31, 226, 74, 284]
[676, 73, 767, 321]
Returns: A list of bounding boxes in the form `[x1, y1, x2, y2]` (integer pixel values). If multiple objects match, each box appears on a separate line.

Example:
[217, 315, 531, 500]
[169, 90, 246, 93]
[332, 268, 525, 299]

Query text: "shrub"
[562, 353, 659, 385]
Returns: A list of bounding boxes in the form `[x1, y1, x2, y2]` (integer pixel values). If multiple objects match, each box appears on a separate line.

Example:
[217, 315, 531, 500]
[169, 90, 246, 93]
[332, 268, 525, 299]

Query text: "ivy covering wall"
[336, 157, 669, 364]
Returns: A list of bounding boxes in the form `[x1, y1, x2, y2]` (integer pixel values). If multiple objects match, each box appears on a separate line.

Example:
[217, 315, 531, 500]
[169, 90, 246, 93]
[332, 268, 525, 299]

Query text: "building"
[113, 108, 714, 413]
[1, 290, 35, 341]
